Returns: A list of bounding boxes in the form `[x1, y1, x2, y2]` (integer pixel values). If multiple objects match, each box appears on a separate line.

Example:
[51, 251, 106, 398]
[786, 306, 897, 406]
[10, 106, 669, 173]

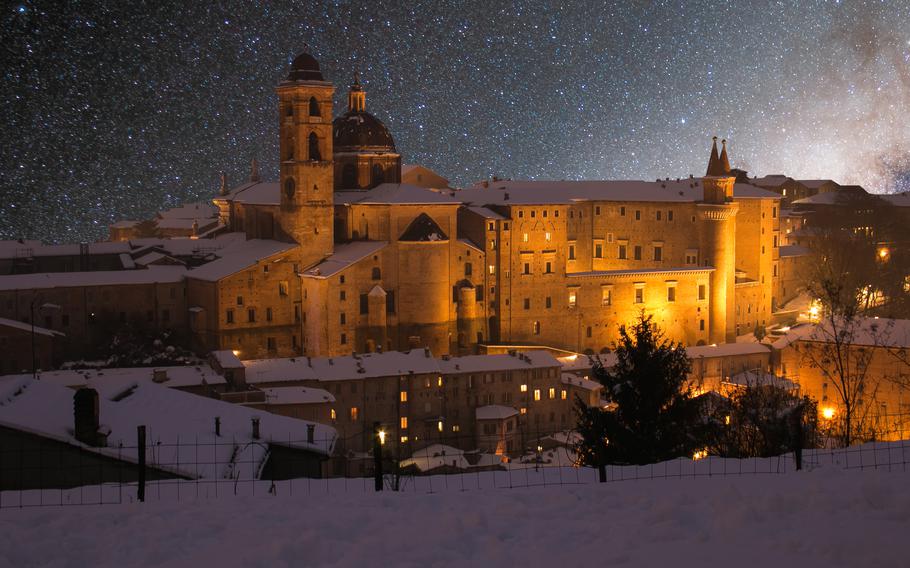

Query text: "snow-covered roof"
[211, 350, 243, 369]
[750, 175, 791, 187]
[259, 386, 336, 405]
[772, 317, 910, 350]
[301, 241, 387, 279]
[186, 239, 296, 282]
[155, 218, 216, 231]
[338, 183, 461, 205]
[476, 405, 519, 420]
[0, 317, 64, 338]
[0, 378, 336, 479]
[797, 179, 837, 189]
[128, 232, 246, 258]
[686, 342, 772, 359]
[458, 238, 483, 252]
[24, 365, 227, 389]
[560, 373, 601, 391]
[723, 370, 798, 390]
[438, 351, 561, 374]
[0, 240, 133, 260]
[882, 192, 910, 207]
[779, 245, 810, 258]
[243, 349, 443, 385]
[0, 266, 187, 291]
[464, 206, 506, 220]
[224, 181, 281, 206]
[452, 180, 779, 206]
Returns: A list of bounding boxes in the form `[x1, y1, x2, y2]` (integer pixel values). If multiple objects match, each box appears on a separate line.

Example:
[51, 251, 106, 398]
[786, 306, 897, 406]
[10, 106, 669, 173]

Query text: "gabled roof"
[475, 405, 519, 421]
[302, 241, 387, 279]
[399, 213, 449, 242]
[243, 349, 443, 384]
[338, 183, 460, 205]
[187, 239, 296, 282]
[0, 266, 186, 291]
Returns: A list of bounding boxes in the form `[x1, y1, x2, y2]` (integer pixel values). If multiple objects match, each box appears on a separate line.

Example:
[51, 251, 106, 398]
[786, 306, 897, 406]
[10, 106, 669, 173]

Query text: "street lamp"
[30, 298, 60, 380]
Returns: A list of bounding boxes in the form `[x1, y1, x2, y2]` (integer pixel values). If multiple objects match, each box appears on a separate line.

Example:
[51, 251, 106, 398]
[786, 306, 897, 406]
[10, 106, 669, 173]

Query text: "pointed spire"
[719, 139, 731, 174]
[219, 171, 228, 196]
[249, 158, 260, 183]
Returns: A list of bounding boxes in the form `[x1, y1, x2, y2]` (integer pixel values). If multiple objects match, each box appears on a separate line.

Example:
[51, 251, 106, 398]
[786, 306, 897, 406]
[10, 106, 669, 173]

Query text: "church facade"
[190, 50, 781, 359]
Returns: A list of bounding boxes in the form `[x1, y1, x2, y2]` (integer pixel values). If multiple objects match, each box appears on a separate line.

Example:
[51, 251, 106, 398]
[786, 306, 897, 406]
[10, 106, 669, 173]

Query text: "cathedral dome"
[286, 51, 324, 82]
[333, 111, 397, 153]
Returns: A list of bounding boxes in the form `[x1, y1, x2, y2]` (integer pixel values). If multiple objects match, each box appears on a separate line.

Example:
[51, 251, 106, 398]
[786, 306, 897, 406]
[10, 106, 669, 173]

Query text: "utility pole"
[373, 421, 383, 491]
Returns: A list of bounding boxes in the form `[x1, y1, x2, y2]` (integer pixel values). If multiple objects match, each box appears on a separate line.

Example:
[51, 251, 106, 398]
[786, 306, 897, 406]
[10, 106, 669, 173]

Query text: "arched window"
[284, 178, 295, 200]
[371, 164, 384, 186]
[308, 132, 321, 161]
[286, 139, 294, 161]
[308, 96, 320, 117]
[371, 267, 381, 280]
[342, 164, 357, 188]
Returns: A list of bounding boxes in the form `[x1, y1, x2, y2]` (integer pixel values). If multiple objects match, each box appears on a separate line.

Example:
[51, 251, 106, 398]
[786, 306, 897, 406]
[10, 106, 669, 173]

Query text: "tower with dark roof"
[275, 50, 335, 264]
[332, 73, 401, 190]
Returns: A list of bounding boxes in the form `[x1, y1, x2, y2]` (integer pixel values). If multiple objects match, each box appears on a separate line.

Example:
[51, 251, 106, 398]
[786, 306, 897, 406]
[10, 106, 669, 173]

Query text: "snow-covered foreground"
[1, 457, 909, 568]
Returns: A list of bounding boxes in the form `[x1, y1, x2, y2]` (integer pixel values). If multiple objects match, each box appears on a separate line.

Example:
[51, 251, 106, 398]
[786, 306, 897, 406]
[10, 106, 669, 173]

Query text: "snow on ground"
[1, 446, 909, 568]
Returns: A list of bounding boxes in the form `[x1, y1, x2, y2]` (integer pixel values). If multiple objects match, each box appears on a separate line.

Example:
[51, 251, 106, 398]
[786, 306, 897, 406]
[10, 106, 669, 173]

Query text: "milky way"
[2, 1, 909, 243]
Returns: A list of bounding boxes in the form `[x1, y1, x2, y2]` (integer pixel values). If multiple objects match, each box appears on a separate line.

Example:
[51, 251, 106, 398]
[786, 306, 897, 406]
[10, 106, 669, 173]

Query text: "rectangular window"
[400, 391, 407, 402]
[561, 389, 567, 400]
[278, 281, 289, 296]
[635, 210, 641, 221]
[602, 288, 612, 306]
[350, 407, 359, 422]
[568, 290, 577, 307]
[546, 296, 552, 308]
[595, 206, 601, 215]
[465, 262, 473, 277]
[340, 290, 346, 301]
[523, 298, 530, 310]
[595, 244, 603, 258]
[545, 232, 552, 242]
[635, 288, 644, 304]
[237, 296, 244, 306]
[400, 417, 408, 429]
[698, 284, 706, 301]
[266, 307, 273, 322]
[226, 309, 234, 324]
[386, 292, 395, 314]
[488, 222, 495, 231]
[294, 305, 301, 322]
[667, 286, 676, 302]
[534, 389, 541, 401]
[545, 261, 552, 274]
[656, 211, 662, 221]
[520, 384, 528, 392]
[653, 246, 662, 261]
[330, 409, 336, 422]
[700, 319, 705, 331]
[360, 294, 369, 315]
[618, 245, 627, 260]
[634, 245, 642, 260]
[620, 206, 626, 216]
[247, 308, 256, 322]
[267, 337, 276, 351]
[340, 333, 347, 345]
[668, 210, 674, 221]
[523, 262, 531, 275]
[548, 387, 556, 399]
[607, 233, 614, 243]
[522, 233, 529, 242]
[340, 312, 346, 325]
[568, 245, 576, 260]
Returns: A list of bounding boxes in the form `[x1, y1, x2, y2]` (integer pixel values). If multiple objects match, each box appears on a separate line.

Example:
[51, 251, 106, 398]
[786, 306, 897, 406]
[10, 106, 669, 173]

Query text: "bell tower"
[276, 50, 335, 267]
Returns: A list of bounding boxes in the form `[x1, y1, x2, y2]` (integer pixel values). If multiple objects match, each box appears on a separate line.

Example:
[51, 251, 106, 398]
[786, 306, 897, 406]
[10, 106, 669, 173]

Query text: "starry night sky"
[2, 1, 909, 243]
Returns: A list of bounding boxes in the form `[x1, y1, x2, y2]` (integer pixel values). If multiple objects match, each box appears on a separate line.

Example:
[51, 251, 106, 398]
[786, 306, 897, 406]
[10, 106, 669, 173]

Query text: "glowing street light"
[822, 407, 836, 420]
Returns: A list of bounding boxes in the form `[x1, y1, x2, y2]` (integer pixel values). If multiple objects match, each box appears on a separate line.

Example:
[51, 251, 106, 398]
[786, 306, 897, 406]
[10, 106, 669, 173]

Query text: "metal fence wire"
[1, 427, 908, 508]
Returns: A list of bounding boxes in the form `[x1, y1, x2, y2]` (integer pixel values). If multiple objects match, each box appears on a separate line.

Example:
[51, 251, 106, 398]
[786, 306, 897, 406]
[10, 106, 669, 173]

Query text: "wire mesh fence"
[2, 427, 909, 509]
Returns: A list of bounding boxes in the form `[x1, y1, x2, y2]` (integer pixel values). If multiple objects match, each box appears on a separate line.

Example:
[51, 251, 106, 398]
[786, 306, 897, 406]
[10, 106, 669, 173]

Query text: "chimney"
[307, 424, 315, 444]
[74, 388, 105, 447]
[215, 416, 221, 437]
[251, 417, 260, 440]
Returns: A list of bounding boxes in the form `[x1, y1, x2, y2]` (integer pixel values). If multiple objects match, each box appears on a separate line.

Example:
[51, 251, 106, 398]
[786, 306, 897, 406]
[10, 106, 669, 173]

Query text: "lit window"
[437, 376, 443, 387]
[534, 389, 541, 401]
[400, 417, 408, 429]
[560, 389, 567, 400]
[522, 233, 529, 242]
[520, 407, 527, 415]
[489, 264, 496, 275]
[548, 388, 556, 399]
[568, 290, 577, 307]
[400, 435, 409, 443]
[452, 424, 460, 432]
[350, 407, 359, 422]
[400, 391, 407, 402]
[545, 232, 551, 241]
[330, 409, 336, 421]
[635, 287, 644, 304]
[437, 420, 444, 432]
[602, 288, 612, 306]
[520, 384, 528, 392]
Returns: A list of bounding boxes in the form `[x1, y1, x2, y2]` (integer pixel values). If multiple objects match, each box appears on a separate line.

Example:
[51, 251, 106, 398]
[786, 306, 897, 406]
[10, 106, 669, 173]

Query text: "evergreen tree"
[574, 314, 700, 472]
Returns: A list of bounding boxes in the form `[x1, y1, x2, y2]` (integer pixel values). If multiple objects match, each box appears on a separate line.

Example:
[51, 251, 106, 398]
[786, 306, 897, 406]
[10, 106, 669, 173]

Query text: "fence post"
[373, 422, 383, 492]
[137, 425, 146, 503]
